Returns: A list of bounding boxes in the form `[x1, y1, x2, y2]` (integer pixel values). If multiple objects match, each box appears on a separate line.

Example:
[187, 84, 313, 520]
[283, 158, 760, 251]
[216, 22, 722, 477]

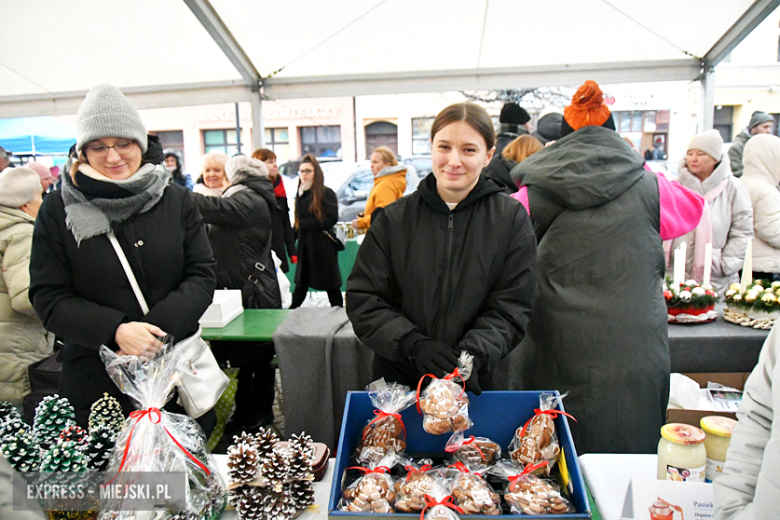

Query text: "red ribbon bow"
[416, 368, 466, 415]
[420, 494, 464, 520]
[363, 410, 407, 441]
[108, 407, 210, 486]
[507, 461, 550, 491]
[518, 408, 578, 439]
[404, 464, 432, 482]
[447, 461, 477, 475]
[348, 465, 391, 475]
[444, 436, 485, 461]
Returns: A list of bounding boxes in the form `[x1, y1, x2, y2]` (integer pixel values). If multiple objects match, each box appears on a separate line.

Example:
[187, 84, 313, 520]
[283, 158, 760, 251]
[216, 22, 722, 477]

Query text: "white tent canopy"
[1, 0, 778, 141]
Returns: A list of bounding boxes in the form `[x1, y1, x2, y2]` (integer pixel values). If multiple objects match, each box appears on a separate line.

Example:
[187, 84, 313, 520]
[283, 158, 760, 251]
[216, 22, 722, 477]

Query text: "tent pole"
[251, 89, 264, 151]
[698, 66, 715, 133]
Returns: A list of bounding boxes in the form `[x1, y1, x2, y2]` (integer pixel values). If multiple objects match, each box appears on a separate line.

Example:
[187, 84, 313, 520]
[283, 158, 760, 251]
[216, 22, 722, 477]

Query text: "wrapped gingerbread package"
[99, 341, 226, 520]
[445, 461, 501, 515]
[509, 393, 576, 476]
[339, 455, 399, 513]
[490, 460, 575, 515]
[393, 460, 437, 513]
[445, 431, 501, 470]
[355, 379, 417, 464]
[418, 477, 464, 520]
[417, 352, 474, 435]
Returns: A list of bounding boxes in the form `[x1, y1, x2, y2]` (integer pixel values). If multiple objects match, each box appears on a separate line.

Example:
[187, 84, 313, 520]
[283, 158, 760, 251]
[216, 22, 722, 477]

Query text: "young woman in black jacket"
[346, 103, 537, 392]
[29, 85, 217, 433]
[291, 154, 342, 308]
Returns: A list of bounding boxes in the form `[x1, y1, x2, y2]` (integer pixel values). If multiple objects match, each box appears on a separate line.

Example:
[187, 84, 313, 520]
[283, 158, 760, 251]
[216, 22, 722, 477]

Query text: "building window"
[365, 121, 398, 156]
[300, 126, 341, 158]
[265, 128, 290, 163]
[150, 130, 185, 167]
[412, 117, 434, 155]
[203, 129, 241, 156]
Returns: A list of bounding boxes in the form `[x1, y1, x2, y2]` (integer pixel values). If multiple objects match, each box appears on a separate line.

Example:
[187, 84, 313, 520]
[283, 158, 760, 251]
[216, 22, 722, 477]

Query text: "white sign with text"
[621, 478, 713, 520]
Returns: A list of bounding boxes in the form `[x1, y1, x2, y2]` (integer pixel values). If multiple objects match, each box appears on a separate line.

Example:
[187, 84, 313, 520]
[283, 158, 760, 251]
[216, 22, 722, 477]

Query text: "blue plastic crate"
[328, 390, 591, 519]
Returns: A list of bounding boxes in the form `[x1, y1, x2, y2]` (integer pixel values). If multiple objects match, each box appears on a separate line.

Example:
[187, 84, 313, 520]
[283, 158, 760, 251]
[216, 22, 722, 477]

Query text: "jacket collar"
[677, 155, 733, 196]
[418, 173, 504, 214]
[375, 164, 407, 179]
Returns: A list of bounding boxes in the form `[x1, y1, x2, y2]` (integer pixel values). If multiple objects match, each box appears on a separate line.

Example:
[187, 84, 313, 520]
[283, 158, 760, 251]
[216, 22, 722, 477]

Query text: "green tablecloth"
[285, 238, 359, 292]
[201, 309, 292, 342]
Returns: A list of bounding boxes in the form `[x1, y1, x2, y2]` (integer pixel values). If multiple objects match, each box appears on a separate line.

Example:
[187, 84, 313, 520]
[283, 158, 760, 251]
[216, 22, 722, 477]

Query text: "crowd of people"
[1, 79, 779, 517]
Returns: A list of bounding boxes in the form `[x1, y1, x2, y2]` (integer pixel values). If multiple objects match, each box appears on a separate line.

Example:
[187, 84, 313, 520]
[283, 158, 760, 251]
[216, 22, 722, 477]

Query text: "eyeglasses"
[85, 140, 137, 157]
[299, 168, 315, 175]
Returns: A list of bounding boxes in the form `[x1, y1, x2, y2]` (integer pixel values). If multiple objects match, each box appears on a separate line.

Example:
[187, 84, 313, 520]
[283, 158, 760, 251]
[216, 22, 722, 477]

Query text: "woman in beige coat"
[740, 134, 780, 281]
[0, 167, 50, 405]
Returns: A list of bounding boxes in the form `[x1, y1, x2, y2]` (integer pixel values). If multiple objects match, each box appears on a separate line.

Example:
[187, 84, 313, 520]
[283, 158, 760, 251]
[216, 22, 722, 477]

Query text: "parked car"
[335, 161, 419, 222]
[403, 155, 432, 179]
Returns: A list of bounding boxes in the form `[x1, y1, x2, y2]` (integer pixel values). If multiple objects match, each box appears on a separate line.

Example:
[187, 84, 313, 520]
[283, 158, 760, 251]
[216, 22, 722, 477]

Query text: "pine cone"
[33, 395, 76, 448]
[227, 442, 260, 485]
[261, 489, 296, 520]
[287, 480, 315, 511]
[286, 447, 313, 481]
[40, 440, 88, 484]
[232, 431, 257, 448]
[1, 430, 41, 473]
[59, 425, 89, 449]
[0, 414, 31, 444]
[260, 450, 289, 490]
[235, 486, 265, 520]
[254, 428, 279, 459]
[288, 432, 315, 459]
[0, 401, 18, 422]
[85, 425, 116, 471]
[88, 393, 124, 434]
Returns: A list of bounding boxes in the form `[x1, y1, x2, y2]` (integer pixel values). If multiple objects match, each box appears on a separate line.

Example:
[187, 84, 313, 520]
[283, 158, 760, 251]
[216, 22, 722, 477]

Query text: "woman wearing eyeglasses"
[29, 85, 217, 432]
[291, 154, 342, 308]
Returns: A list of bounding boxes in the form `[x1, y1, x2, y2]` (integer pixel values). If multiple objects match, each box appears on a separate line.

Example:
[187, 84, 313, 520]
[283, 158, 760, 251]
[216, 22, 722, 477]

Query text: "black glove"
[409, 340, 459, 379]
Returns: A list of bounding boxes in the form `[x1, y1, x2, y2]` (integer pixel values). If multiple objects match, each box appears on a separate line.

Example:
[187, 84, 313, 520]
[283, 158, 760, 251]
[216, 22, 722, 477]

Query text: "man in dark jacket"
[481, 102, 532, 193]
[515, 80, 668, 455]
[532, 112, 563, 145]
[728, 111, 775, 177]
[194, 155, 280, 431]
[347, 173, 537, 391]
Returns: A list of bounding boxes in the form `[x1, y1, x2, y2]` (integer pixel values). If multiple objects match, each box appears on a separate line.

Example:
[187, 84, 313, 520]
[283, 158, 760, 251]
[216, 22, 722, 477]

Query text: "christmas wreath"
[664, 277, 718, 323]
[723, 280, 780, 329]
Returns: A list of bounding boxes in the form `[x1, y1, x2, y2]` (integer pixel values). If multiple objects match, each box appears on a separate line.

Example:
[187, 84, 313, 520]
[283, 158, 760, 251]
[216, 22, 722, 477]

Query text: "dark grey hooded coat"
[516, 125, 669, 455]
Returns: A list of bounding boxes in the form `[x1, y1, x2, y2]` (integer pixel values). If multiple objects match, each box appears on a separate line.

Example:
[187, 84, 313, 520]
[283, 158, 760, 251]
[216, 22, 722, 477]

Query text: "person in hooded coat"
[163, 148, 193, 190]
[481, 102, 532, 193]
[532, 111, 563, 145]
[512, 80, 706, 455]
[193, 155, 280, 431]
[347, 103, 537, 392]
[728, 111, 775, 178]
[352, 146, 407, 230]
[740, 134, 780, 282]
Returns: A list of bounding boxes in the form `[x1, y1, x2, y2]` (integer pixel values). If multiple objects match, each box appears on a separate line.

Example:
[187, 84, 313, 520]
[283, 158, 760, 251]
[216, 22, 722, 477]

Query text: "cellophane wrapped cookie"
[419, 474, 463, 520]
[393, 460, 437, 513]
[510, 393, 574, 476]
[490, 460, 575, 515]
[355, 379, 417, 464]
[417, 352, 474, 435]
[445, 462, 501, 515]
[339, 455, 398, 513]
[445, 431, 501, 470]
[99, 341, 226, 520]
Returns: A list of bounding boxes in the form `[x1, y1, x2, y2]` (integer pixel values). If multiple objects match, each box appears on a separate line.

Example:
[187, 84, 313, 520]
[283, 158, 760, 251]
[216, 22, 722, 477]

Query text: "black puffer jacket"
[346, 174, 537, 388]
[481, 155, 518, 193]
[195, 176, 281, 307]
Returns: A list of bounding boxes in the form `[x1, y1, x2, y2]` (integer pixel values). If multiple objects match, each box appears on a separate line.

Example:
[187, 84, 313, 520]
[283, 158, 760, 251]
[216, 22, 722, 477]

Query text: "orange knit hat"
[563, 80, 612, 131]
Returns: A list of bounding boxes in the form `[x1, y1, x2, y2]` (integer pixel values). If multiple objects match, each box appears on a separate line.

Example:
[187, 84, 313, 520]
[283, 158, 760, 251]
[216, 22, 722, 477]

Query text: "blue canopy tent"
[0, 116, 76, 156]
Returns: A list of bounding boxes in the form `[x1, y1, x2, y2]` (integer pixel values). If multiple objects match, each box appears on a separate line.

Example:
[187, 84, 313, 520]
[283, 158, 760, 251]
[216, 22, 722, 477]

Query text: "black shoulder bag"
[242, 233, 283, 309]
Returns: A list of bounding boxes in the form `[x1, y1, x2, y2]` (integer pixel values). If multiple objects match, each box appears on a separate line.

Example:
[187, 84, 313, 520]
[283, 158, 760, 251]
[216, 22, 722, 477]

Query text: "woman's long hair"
[296, 154, 326, 228]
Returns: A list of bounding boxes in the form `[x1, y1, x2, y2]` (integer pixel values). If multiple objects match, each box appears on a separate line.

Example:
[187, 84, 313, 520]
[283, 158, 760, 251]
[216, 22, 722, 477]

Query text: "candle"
[740, 238, 753, 293]
[673, 245, 682, 288]
[703, 243, 712, 287]
[679, 241, 687, 283]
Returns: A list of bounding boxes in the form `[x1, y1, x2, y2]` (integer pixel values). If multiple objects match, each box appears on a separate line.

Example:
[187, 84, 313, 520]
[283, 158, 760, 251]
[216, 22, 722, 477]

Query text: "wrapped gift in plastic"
[509, 392, 576, 476]
[445, 431, 501, 470]
[445, 461, 501, 515]
[355, 379, 417, 464]
[490, 460, 575, 515]
[417, 352, 474, 435]
[418, 474, 463, 520]
[99, 340, 226, 520]
[339, 454, 399, 513]
[393, 460, 438, 513]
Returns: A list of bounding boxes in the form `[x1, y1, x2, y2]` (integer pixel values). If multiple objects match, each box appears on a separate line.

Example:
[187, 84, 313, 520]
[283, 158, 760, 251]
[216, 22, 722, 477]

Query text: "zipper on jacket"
[442, 214, 455, 306]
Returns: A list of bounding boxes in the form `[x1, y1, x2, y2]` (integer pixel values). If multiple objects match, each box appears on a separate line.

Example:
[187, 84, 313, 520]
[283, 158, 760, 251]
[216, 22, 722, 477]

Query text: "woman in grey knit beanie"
[28, 84, 218, 434]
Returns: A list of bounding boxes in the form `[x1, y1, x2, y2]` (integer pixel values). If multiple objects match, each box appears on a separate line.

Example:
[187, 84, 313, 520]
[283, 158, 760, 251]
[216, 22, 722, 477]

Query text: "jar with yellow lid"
[657, 423, 706, 482]
[701, 415, 737, 483]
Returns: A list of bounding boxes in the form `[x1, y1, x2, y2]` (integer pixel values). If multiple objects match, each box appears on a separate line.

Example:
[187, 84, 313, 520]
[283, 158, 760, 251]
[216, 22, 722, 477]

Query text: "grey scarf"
[62, 163, 170, 244]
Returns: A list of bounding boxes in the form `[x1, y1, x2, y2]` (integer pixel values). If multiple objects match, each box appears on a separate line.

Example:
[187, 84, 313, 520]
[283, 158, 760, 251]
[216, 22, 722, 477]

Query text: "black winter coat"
[294, 187, 342, 290]
[346, 174, 537, 389]
[29, 183, 216, 424]
[516, 125, 668, 455]
[195, 176, 281, 308]
[271, 176, 296, 273]
[482, 155, 518, 194]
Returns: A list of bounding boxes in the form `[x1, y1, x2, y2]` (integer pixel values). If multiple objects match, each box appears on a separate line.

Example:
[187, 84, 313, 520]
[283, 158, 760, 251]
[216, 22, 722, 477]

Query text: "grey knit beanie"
[687, 130, 723, 161]
[75, 84, 147, 153]
[0, 167, 42, 208]
[225, 155, 268, 184]
[748, 111, 774, 130]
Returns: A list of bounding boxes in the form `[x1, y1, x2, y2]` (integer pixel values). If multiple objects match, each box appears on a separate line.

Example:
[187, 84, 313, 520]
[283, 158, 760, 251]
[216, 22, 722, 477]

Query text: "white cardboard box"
[199, 289, 243, 328]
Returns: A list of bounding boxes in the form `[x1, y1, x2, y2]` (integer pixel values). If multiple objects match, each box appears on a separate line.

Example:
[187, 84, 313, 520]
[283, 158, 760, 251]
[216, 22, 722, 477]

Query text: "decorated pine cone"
[227, 441, 260, 485]
[288, 432, 315, 459]
[228, 483, 254, 508]
[40, 440, 88, 484]
[260, 489, 297, 520]
[261, 450, 289, 490]
[88, 393, 124, 434]
[285, 443, 313, 481]
[59, 424, 89, 450]
[253, 427, 279, 459]
[286, 480, 315, 511]
[235, 486, 265, 520]
[0, 413, 31, 444]
[85, 425, 116, 471]
[1, 429, 41, 473]
[45, 495, 100, 520]
[0, 401, 18, 422]
[33, 394, 75, 447]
